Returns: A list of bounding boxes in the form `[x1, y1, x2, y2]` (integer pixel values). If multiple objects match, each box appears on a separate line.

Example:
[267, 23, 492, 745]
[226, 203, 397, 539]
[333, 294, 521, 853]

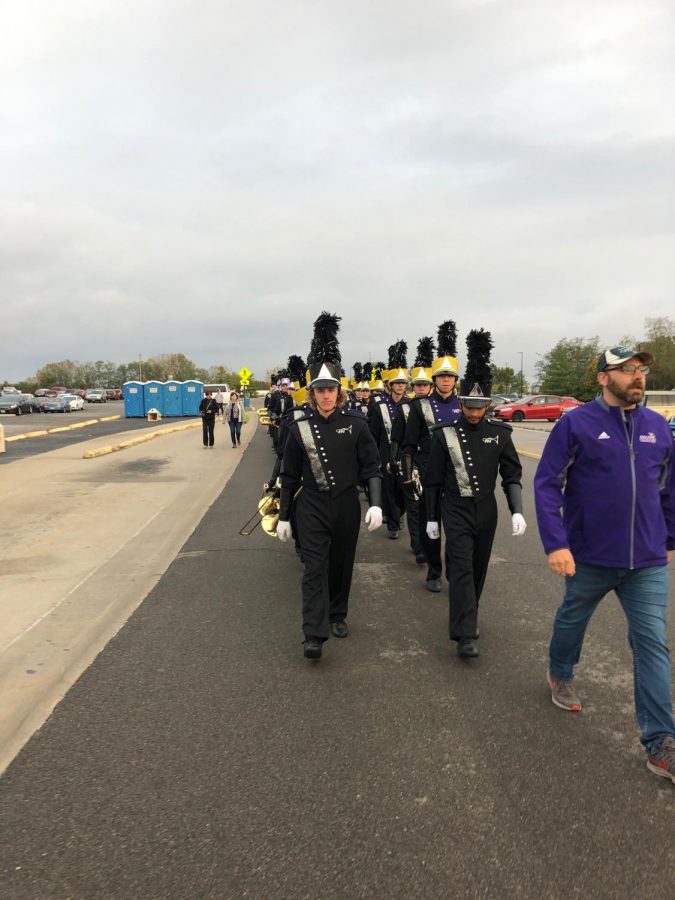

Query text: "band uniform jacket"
[368, 394, 405, 469]
[279, 408, 382, 519]
[268, 391, 295, 422]
[400, 392, 461, 483]
[424, 417, 523, 513]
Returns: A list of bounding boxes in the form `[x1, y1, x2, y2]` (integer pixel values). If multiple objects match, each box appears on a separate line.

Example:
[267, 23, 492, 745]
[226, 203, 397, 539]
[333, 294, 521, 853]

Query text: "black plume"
[436, 320, 458, 357]
[362, 362, 373, 381]
[376, 361, 386, 377]
[391, 340, 408, 369]
[270, 372, 278, 384]
[353, 362, 363, 382]
[287, 355, 306, 386]
[307, 311, 342, 366]
[462, 329, 493, 393]
[415, 337, 434, 367]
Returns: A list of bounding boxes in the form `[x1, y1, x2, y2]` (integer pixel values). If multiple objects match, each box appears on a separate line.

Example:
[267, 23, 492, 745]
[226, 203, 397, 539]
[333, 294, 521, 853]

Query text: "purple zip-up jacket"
[534, 397, 675, 569]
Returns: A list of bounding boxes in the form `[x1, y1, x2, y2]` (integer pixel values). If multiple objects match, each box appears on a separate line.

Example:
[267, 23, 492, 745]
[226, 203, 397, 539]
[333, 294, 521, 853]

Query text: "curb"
[83, 421, 201, 458]
[6, 415, 120, 442]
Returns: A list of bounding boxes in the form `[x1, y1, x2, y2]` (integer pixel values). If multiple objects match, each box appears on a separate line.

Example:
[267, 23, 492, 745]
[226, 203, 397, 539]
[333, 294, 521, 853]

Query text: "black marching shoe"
[415, 552, 426, 565]
[457, 638, 479, 658]
[330, 620, 349, 638]
[303, 638, 322, 660]
[425, 578, 442, 593]
[388, 530, 399, 540]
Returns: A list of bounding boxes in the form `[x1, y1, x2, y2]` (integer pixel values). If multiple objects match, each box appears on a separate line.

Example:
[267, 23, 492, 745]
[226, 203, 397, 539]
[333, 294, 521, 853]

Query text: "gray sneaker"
[647, 735, 675, 784]
[547, 670, 582, 712]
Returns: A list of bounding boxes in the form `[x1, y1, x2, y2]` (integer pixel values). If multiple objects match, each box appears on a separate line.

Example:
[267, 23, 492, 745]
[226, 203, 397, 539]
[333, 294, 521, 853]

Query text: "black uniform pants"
[202, 417, 215, 446]
[442, 494, 498, 641]
[382, 467, 405, 531]
[403, 482, 420, 554]
[296, 487, 361, 640]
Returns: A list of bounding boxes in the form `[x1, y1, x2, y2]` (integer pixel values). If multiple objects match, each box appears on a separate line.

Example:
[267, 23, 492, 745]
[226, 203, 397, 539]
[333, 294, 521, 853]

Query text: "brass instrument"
[239, 484, 280, 537]
[256, 408, 275, 427]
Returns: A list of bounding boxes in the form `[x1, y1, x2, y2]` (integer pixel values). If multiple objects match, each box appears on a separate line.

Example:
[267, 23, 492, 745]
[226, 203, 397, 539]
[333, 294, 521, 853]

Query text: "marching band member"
[278, 313, 383, 660]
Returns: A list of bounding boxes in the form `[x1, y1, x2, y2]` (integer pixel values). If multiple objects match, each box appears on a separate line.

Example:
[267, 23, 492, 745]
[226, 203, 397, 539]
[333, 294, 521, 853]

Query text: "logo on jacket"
[336, 425, 353, 435]
[482, 436, 499, 445]
[639, 432, 657, 443]
[597, 432, 610, 440]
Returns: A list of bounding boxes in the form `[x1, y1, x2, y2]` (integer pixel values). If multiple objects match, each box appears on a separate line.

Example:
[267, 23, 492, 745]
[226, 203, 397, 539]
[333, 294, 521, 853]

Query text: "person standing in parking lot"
[534, 346, 675, 784]
[225, 392, 245, 448]
[199, 391, 218, 449]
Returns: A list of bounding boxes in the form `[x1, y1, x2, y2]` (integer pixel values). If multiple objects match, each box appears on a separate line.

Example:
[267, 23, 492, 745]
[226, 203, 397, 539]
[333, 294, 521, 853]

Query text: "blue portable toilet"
[181, 380, 203, 416]
[143, 380, 165, 417]
[163, 380, 183, 417]
[123, 381, 145, 417]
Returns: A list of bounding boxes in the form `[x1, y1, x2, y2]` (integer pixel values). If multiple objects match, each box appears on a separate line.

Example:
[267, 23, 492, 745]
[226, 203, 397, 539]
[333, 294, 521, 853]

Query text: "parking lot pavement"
[1, 423, 673, 899]
[0, 404, 175, 463]
[0, 413, 256, 773]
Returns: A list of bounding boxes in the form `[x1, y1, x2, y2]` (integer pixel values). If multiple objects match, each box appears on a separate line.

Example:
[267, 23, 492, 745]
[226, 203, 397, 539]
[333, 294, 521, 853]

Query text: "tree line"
[533, 317, 675, 400]
[4, 317, 673, 400]
[3, 354, 266, 394]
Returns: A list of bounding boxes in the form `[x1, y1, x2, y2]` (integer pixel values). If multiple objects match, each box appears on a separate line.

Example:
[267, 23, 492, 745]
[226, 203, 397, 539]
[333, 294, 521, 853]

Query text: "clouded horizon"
[2, 0, 674, 384]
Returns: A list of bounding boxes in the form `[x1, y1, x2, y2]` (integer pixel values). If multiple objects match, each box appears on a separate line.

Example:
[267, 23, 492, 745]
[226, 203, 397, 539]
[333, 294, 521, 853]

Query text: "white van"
[643, 390, 675, 420]
[203, 383, 231, 404]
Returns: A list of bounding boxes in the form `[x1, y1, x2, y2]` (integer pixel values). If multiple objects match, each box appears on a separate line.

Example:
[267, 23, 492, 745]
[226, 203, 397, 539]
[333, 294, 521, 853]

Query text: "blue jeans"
[229, 420, 242, 444]
[549, 563, 674, 754]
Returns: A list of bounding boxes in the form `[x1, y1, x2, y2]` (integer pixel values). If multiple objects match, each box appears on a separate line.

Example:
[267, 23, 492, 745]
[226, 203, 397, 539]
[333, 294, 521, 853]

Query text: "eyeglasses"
[605, 364, 650, 375]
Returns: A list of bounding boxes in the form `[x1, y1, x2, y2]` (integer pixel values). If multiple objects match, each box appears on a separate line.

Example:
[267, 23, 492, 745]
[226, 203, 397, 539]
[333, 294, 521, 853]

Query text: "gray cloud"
[1, 0, 674, 383]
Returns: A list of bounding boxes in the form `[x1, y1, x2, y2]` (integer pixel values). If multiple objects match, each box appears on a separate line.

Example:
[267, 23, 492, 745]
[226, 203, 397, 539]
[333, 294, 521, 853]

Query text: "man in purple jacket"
[534, 347, 675, 784]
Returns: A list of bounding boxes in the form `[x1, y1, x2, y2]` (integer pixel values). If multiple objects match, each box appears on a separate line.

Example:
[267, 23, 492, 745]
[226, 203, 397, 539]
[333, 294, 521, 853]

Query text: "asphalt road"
[1, 423, 673, 899]
[0, 403, 199, 464]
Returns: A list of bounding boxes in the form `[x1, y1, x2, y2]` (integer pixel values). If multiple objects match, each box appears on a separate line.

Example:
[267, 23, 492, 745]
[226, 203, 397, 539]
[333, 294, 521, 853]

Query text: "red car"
[491, 394, 583, 423]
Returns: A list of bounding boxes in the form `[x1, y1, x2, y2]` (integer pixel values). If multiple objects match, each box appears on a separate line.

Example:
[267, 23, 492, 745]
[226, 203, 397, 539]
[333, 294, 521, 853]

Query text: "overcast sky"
[2, 0, 674, 384]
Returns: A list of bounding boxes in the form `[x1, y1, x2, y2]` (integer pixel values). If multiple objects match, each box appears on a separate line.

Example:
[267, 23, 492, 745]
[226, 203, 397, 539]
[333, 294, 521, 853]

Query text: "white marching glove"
[365, 506, 383, 532]
[426, 521, 440, 540]
[277, 521, 292, 542]
[511, 513, 527, 537]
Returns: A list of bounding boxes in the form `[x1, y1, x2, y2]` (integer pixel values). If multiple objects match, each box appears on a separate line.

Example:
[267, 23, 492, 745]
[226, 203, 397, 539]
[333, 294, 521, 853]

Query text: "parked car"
[491, 394, 583, 423]
[42, 395, 73, 413]
[105, 389, 123, 400]
[668, 415, 675, 437]
[84, 389, 107, 403]
[67, 388, 87, 399]
[0, 394, 40, 415]
[62, 393, 85, 411]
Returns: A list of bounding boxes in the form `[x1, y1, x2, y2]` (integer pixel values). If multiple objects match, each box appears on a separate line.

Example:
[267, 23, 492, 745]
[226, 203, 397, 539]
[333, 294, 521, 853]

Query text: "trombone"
[239, 483, 281, 537]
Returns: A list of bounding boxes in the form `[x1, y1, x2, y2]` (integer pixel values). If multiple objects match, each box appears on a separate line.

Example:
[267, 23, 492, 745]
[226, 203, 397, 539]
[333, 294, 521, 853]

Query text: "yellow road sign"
[240, 379, 250, 387]
[239, 366, 252, 380]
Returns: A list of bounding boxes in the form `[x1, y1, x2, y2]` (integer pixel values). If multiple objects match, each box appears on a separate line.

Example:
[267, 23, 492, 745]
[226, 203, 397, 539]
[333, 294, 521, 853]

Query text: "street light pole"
[518, 351, 524, 398]
[138, 355, 143, 381]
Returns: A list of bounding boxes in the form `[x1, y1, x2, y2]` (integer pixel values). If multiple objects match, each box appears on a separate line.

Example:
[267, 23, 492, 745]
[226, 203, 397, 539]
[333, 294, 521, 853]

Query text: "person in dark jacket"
[401, 321, 462, 592]
[390, 337, 435, 563]
[535, 346, 675, 784]
[425, 329, 525, 658]
[279, 312, 383, 660]
[199, 391, 218, 448]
